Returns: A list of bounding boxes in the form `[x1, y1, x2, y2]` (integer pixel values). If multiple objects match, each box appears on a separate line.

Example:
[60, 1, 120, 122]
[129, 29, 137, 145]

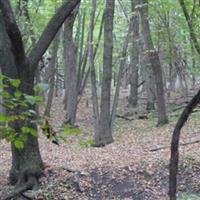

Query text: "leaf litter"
[1, 94, 200, 199]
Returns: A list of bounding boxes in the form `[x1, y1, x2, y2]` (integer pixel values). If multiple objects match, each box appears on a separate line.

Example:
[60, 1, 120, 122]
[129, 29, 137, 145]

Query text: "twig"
[150, 139, 200, 152]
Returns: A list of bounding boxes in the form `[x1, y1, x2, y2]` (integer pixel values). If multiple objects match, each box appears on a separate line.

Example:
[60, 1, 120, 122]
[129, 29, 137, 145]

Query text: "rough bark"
[139, 0, 168, 125]
[0, 14, 43, 195]
[128, 0, 140, 108]
[94, 0, 115, 146]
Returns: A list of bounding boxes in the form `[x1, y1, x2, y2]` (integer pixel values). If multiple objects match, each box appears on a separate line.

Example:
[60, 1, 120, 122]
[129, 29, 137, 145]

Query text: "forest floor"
[1, 89, 200, 200]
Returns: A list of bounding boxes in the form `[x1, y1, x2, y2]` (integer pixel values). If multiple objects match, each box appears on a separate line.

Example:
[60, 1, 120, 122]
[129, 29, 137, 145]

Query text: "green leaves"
[10, 79, 21, 88]
[14, 140, 24, 149]
[22, 126, 38, 137]
[0, 75, 44, 150]
[34, 83, 49, 93]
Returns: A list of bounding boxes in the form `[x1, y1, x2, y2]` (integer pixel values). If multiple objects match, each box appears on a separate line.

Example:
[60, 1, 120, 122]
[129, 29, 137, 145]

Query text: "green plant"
[0, 74, 48, 149]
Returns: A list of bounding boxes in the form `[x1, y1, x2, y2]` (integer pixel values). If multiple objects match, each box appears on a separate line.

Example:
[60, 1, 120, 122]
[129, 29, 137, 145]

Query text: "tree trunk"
[169, 89, 200, 200]
[44, 31, 60, 117]
[63, 8, 79, 125]
[142, 50, 155, 110]
[128, 0, 140, 108]
[169, 1, 200, 199]
[139, 0, 168, 125]
[0, 0, 80, 196]
[94, 0, 115, 146]
[111, 18, 132, 131]
[0, 15, 43, 188]
[89, 0, 100, 133]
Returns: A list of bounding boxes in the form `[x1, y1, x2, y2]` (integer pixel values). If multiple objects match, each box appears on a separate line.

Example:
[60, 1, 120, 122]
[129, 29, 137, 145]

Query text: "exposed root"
[2, 176, 38, 200]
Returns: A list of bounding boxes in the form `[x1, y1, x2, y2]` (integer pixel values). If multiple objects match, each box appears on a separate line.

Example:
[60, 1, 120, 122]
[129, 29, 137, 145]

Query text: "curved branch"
[169, 89, 200, 200]
[28, 0, 81, 72]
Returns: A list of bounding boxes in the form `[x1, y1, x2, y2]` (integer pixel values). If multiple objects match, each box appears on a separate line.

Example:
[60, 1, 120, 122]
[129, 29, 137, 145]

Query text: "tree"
[93, 0, 115, 146]
[169, 0, 200, 199]
[44, 31, 61, 117]
[63, 7, 79, 125]
[0, 0, 80, 197]
[128, 0, 140, 108]
[139, 0, 168, 125]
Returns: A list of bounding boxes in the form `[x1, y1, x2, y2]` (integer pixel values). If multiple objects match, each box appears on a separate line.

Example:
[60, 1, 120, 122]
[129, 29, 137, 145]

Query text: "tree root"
[2, 176, 37, 200]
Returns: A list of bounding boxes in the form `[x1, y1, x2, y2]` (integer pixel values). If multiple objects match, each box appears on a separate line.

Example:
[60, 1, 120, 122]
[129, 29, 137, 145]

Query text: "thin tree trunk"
[169, 1, 200, 199]
[89, 0, 100, 132]
[169, 90, 200, 200]
[44, 31, 60, 117]
[111, 19, 132, 131]
[128, 0, 140, 108]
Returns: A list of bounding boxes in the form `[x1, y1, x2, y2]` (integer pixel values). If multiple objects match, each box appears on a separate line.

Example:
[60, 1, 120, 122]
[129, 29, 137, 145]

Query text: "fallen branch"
[116, 114, 134, 121]
[150, 139, 200, 152]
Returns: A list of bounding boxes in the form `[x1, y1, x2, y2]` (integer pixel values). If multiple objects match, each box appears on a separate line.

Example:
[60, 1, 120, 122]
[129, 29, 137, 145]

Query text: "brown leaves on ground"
[1, 94, 200, 199]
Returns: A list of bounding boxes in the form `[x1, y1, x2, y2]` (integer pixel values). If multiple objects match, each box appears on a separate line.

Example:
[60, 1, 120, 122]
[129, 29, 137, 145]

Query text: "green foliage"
[79, 139, 95, 148]
[0, 75, 45, 149]
[63, 124, 81, 136]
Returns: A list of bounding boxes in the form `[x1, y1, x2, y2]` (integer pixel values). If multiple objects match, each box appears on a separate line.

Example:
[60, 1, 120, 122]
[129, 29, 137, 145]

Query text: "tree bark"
[139, 0, 168, 125]
[0, 14, 43, 189]
[63, 8, 79, 125]
[94, 0, 115, 146]
[128, 0, 140, 108]
[0, 0, 80, 194]
[89, 0, 100, 133]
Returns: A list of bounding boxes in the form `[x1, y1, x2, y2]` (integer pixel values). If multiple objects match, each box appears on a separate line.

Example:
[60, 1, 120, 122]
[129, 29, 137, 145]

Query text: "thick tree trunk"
[0, 1, 80, 197]
[94, 0, 115, 146]
[0, 15, 43, 189]
[139, 0, 168, 125]
[128, 0, 140, 108]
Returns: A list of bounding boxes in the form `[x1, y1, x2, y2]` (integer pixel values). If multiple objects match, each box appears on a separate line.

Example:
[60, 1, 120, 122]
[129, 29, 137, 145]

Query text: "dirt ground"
[1, 92, 200, 200]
